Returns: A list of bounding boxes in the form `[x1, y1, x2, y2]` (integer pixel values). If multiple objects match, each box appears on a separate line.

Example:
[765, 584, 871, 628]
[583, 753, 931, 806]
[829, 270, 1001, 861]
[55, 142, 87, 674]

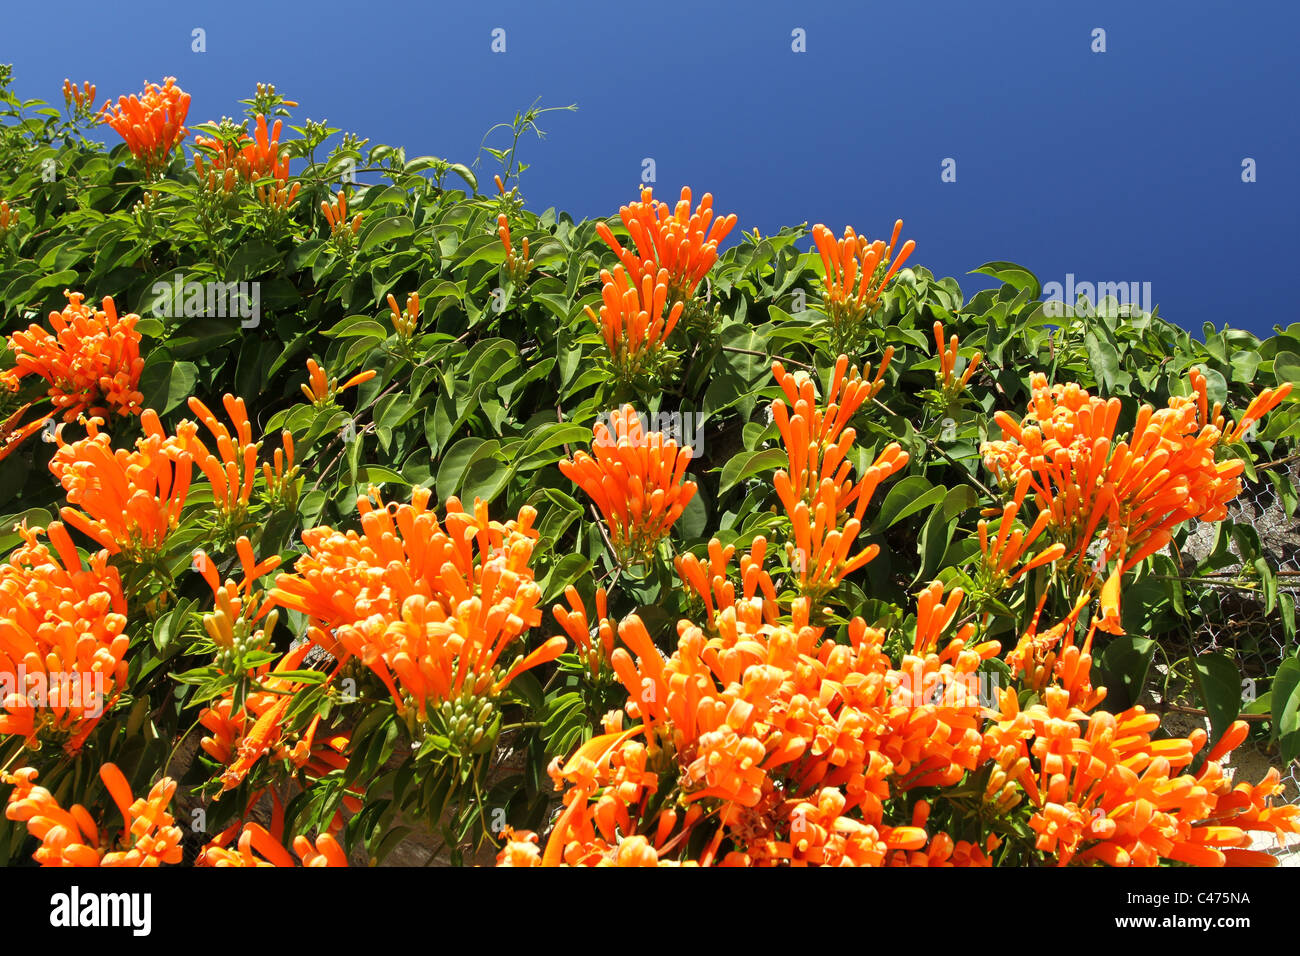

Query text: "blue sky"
[4, 0, 1295, 336]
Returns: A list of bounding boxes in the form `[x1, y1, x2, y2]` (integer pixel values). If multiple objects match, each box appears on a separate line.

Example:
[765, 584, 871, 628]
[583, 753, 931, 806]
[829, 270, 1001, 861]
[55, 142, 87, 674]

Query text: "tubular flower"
[261, 429, 299, 510]
[197, 640, 350, 794]
[934, 320, 981, 396]
[321, 189, 362, 240]
[175, 394, 262, 526]
[98, 77, 190, 179]
[977, 472, 1066, 591]
[812, 220, 915, 345]
[0, 404, 53, 465]
[988, 689, 1299, 866]
[50, 412, 192, 560]
[387, 291, 420, 339]
[197, 821, 348, 867]
[6, 290, 145, 423]
[241, 114, 291, 182]
[3, 763, 183, 866]
[0, 522, 128, 753]
[497, 214, 533, 284]
[268, 487, 555, 724]
[675, 536, 779, 629]
[595, 186, 737, 302]
[300, 358, 375, 407]
[770, 354, 898, 517]
[0, 198, 17, 236]
[553, 586, 616, 677]
[558, 405, 698, 564]
[62, 79, 97, 113]
[585, 265, 684, 382]
[982, 371, 1291, 633]
[530, 591, 996, 867]
[193, 535, 282, 674]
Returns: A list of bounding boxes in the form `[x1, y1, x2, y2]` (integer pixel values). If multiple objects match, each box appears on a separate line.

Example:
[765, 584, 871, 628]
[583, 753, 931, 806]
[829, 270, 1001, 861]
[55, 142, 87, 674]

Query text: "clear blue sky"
[4, 0, 1295, 336]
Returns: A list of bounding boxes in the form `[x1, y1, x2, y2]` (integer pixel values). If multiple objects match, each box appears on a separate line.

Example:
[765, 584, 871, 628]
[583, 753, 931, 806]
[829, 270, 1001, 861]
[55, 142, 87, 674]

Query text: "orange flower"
[0, 522, 128, 752]
[595, 186, 737, 301]
[559, 405, 697, 563]
[498, 214, 533, 283]
[269, 488, 555, 722]
[0, 198, 17, 235]
[321, 189, 362, 238]
[197, 640, 349, 793]
[982, 370, 1288, 632]
[176, 394, 262, 525]
[534, 590, 995, 866]
[261, 428, 299, 509]
[241, 114, 291, 182]
[812, 220, 914, 343]
[0, 404, 53, 465]
[61, 79, 97, 112]
[50, 412, 192, 560]
[553, 585, 616, 677]
[933, 320, 981, 395]
[387, 291, 420, 338]
[6, 290, 145, 422]
[585, 265, 684, 381]
[976, 472, 1066, 590]
[198, 821, 348, 867]
[99, 77, 190, 179]
[675, 536, 778, 629]
[3, 763, 183, 866]
[770, 353, 896, 517]
[300, 357, 376, 406]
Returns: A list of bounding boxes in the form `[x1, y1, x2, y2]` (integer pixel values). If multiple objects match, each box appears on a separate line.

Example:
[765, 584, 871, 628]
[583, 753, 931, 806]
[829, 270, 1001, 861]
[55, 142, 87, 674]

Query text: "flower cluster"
[0, 198, 17, 238]
[3, 763, 183, 866]
[99, 78, 191, 179]
[595, 186, 737, 302]
[559, 405, 698, 564]
[6, 290, 144, 424]
[198, 821, 348, 867]
[50, 412, 192, 561]
[193, 114, 295, 203]
[518, 583, 1001, 866]
[198, 641, 352, 798]
[553, 585, 616, 678]
[176, 394, 262, 532]
[387, 291, 420, 339]
[770, 356, 906, 601]
[0, 522, 128, 752]
[498, 214, 533, 285]
[982, 371, 1291, 631]
[812, 220, 914, 348]
[269, 488, 559, 725]
[934, 320, 981, 398]
[300, 357, 375, 407]
[61, 79, 97, 113]
[321, 189, 362, 248]
[585, 264, 684, 383]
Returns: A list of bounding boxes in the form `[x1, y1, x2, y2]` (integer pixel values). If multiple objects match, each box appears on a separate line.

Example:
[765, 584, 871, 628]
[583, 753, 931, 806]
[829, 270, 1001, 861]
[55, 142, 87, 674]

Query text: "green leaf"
[1193, 653, 1242, 752]
[360, 216, 416, 254]
[138, 350, 198, 414]
[718, 447, 787, 493]
[868, 476, 944, 533]
[1272, 658, 1300, 765]
[969, 261, 1041, 301]
[1096, 637, 1156, 710]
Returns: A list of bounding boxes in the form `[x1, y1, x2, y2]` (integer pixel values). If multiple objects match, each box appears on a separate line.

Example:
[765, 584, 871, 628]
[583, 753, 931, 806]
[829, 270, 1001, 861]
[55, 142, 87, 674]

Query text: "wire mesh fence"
[1178, 458, 1300, 849]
